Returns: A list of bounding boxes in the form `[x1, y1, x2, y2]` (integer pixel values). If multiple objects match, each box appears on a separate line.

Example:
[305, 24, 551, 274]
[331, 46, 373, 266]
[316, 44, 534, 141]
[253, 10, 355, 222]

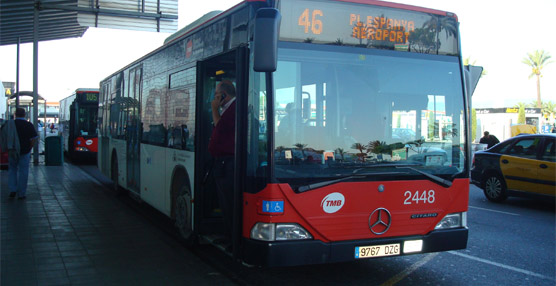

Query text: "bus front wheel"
[173, 176, 195, 245]
[111, 155, 120, 193]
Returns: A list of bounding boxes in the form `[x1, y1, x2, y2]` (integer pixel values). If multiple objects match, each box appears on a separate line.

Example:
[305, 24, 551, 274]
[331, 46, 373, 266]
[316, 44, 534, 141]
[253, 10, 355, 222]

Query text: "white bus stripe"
[469, 206, 520, 216]
[449, 251, 555, 281]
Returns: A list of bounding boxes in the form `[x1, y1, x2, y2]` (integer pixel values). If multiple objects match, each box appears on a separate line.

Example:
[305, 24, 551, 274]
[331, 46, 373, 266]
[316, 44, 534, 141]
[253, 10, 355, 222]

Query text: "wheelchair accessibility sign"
[262, 200, 284, 214]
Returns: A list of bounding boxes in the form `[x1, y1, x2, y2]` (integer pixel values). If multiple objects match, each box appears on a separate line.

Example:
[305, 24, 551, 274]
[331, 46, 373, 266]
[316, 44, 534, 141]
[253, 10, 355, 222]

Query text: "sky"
[1, 0, 555, 108]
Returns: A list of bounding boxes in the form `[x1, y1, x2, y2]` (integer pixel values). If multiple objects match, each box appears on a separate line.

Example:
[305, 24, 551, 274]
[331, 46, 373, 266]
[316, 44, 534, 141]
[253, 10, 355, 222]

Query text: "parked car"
[392, 128, 417, 142]
[407, 147, 448, 166]
[471, 134, 555, 202]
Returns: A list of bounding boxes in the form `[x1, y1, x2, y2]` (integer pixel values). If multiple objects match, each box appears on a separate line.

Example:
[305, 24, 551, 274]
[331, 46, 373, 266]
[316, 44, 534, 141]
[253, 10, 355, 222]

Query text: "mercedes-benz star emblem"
[368, 208, 392, 235]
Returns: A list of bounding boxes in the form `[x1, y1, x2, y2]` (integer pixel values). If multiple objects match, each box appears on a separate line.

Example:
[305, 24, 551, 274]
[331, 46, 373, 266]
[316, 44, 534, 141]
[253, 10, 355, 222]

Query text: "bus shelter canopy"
[9, 91, 45, 101]
[0, 0, 178, 46]
[0, 0, 88, 46]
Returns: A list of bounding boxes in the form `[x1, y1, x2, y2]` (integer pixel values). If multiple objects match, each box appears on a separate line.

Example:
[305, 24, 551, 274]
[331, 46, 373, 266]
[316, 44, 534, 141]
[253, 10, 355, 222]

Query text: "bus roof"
[163, 0, 456, 47]
[163, 11, 223, 45]
[101, 0, 457, 83]
[162, 0, 258, 46]
[101, 1, 254, 83]
[337, 0, 455, 18]
[75, 88, 99, 93]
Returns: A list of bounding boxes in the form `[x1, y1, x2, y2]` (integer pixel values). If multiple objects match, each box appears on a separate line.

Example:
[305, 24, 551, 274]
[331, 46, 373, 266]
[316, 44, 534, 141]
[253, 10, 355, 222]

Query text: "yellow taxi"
[471, 134, 556, 202]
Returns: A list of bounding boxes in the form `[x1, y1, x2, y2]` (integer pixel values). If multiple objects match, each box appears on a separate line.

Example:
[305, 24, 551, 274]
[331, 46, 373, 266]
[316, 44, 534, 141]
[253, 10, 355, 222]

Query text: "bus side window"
[181, 124, 189, 150]
[167, 125, 189, 150]
[149, 124, 167, 146]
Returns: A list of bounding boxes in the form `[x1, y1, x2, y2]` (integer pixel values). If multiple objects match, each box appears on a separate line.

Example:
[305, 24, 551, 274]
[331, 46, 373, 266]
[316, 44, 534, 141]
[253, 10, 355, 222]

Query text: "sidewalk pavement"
[1, 160, 235, 285]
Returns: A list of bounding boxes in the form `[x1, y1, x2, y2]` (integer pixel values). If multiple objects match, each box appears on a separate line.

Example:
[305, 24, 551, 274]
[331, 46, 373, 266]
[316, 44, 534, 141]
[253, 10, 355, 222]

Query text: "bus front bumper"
[242, 228, 468, 267]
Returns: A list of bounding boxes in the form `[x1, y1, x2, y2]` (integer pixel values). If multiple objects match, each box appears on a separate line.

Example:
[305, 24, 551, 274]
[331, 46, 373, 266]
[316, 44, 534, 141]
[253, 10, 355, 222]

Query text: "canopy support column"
[33, 0, 40, 165]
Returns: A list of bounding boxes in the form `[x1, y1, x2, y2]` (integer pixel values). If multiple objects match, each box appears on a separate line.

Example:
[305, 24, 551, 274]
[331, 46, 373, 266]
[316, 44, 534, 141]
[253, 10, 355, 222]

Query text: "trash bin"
[45, 136, 63, 166]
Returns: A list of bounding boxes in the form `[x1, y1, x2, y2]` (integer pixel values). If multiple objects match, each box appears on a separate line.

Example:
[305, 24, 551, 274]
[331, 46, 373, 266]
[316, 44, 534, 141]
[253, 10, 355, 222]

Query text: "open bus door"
[194, 47, 248, 256]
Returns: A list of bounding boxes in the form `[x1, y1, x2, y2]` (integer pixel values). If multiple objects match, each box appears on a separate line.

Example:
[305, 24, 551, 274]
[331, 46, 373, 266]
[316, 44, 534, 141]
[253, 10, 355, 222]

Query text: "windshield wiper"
[349, 164, 453, 188]
[294, 163, 453, 192]
[296, 172, 404, 193]
[297, 175, 364, 193]
[350, 163, 422, 174]
[394, 166, 452, 188]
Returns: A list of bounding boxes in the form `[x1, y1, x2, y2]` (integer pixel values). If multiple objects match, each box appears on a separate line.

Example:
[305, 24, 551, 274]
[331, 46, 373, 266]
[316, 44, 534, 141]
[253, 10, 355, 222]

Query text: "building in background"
[40, 102, 60, 123]
[475, 107, 543, 142]
[1, 81, 14, 121]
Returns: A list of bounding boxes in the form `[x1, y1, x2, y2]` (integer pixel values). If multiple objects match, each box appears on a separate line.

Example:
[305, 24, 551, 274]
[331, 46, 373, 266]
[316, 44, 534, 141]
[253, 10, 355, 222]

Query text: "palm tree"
[408, 27, 436, 54]
[514, 102, 527, 124]
[368, 140, 387, 154]
[368, 140, 392, 161]
[518, 107, 526, 124]
[335, 148, 346, 162]
[514, 102, 528, 109]
[522, 50, 552, 108]
[527, 100, 537, 108]
[351, 143, 367, 162]
[543, 101, 556, 120]
[424, 16, 457, 54]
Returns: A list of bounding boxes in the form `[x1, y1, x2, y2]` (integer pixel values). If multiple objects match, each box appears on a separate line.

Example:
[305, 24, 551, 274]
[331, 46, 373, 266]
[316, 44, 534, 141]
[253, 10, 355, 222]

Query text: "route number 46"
[404, 190, 436, 205]
[298, 9, 323, 35]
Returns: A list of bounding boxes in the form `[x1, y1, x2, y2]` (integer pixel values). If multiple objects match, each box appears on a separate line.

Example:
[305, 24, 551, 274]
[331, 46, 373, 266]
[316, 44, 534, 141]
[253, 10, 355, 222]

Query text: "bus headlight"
[251, 223, 275, 241]
[434, 212, 467, 230]
[75, 147, 89, 152]
[250, 223, 312, 241]
[276, 224, 313, 241]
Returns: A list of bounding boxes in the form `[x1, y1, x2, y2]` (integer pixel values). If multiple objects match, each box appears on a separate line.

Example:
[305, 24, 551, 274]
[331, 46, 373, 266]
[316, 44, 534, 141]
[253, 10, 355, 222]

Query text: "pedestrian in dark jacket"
[0, 108, 38, 199]
[479, 131, 500, 148]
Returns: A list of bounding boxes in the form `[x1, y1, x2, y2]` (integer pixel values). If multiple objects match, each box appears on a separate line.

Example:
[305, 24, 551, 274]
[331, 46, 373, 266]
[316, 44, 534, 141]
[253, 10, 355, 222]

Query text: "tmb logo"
[321, 192, 345, 214]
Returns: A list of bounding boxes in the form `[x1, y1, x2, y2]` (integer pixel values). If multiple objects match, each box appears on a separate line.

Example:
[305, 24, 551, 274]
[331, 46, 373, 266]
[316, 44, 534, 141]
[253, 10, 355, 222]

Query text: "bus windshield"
[78, 105, 98, 136]
[269, 43, 465, 185]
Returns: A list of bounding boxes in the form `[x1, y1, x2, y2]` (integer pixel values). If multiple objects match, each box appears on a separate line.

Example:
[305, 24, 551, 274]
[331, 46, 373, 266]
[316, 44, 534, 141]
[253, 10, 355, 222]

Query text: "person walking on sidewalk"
[0, 108, 38, 200]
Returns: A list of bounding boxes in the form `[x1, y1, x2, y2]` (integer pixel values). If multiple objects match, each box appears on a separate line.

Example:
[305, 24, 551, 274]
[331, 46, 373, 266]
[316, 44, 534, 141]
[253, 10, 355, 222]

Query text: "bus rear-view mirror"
[253, 8, 281, 72]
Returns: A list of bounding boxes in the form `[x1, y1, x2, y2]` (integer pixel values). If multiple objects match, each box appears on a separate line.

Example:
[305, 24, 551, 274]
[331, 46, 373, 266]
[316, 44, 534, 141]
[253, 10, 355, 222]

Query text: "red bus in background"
[98, 0, 478, 267]
[59, 88, 99, 162]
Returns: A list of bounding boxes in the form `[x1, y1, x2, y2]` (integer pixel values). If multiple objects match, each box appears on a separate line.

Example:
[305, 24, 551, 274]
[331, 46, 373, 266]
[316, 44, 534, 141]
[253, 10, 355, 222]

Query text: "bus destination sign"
[349, 14, 414, 44]
[279, 0, 458, 55]
[79, 92, 99, 103]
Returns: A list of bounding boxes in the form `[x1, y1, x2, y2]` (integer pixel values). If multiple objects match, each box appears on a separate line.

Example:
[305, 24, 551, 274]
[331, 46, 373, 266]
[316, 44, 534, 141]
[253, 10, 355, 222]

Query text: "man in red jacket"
[208, 80, 236, 242]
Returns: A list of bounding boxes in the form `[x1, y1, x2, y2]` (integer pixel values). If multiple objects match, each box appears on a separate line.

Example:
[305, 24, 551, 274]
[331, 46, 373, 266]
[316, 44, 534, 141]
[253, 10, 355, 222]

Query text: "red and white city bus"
[59, 88, 99, 161]
[98, 0, 476, 267]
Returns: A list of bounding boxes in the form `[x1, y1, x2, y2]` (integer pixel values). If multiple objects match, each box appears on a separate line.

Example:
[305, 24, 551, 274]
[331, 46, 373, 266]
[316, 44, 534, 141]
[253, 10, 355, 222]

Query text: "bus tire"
[111, 153, 122, 194]
[173, 174, 195, 245]
[482, 173, 507, 202]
